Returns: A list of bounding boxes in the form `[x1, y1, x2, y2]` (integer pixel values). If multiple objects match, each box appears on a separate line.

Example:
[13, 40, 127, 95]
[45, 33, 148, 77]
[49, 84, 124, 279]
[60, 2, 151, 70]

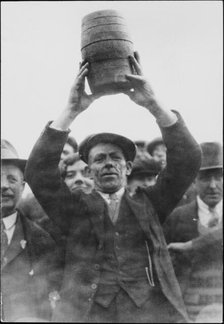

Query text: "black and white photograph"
[1, 1, 223, 322]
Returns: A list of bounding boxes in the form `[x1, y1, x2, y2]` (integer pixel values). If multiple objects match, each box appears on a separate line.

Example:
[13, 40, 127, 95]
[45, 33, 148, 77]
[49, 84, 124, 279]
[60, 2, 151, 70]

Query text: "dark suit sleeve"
[145, 111, 201, 224]
[25, 122, 77, 234]
[163, 209, 179, 244]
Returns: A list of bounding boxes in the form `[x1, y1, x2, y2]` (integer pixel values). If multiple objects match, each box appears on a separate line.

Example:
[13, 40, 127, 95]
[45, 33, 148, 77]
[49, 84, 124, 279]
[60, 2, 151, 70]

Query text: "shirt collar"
[2, 212, 17, 230]
[97, 187, 125, 202]
[197, 195, 223, 215]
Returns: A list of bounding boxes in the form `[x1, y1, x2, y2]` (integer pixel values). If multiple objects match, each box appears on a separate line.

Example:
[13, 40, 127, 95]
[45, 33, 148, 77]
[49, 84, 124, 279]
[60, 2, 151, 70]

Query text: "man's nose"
[1, 176, 9, 190]
[208, 177, 217, 188]
[74, 173, 84, 184]
[104, 156, 114, 167]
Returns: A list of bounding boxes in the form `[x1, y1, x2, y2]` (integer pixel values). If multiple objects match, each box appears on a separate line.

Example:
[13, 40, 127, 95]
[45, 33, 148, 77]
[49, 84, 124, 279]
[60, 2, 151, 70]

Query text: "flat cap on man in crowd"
[1, 139, 27, 172]
[146, 137, 164, 155]
[200, 142, 223, 170]
[79, 132, 137, 164]
[128, 152, 162, 179]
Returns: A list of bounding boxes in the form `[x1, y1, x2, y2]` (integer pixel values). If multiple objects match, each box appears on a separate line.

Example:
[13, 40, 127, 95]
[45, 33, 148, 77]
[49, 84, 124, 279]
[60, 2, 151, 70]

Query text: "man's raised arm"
[124, 52, 202, 222]
[25, 63, 98, 233]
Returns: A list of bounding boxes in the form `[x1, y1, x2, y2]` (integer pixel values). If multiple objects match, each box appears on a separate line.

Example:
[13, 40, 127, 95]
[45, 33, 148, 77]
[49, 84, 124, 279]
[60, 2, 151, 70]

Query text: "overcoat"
[25, 112, 201, 322]
[1, 211, 62, 322]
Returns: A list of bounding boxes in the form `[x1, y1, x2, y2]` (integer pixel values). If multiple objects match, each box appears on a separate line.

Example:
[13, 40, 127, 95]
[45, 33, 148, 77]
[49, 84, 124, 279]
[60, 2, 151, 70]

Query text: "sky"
[1, 1, 223, 159]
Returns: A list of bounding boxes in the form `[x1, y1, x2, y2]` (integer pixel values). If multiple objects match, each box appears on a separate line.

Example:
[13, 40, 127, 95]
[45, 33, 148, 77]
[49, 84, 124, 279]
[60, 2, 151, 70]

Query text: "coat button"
[94, 264, 100, 270]
[91, 283, 97, 290]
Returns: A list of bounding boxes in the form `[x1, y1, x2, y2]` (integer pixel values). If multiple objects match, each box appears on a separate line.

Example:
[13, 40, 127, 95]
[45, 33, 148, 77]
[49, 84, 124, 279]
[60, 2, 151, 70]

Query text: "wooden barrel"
[81, 10, 134, 95]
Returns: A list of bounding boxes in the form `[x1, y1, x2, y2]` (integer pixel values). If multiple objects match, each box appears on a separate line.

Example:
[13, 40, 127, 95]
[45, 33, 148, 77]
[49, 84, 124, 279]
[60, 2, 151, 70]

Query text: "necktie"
[108, 193, 119, 224]
[208, 207, 220, 228]
[1, 220, 8, 256]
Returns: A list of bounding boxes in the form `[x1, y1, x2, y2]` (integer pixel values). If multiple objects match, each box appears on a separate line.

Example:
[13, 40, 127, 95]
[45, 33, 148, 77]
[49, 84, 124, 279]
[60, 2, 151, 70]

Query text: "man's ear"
[126, 161, 133, 176]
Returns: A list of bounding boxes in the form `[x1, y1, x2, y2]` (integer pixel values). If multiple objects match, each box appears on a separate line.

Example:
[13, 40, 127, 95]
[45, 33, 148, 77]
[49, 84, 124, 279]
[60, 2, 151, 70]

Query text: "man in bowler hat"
[25, 53, 201, 322]
[163, 142, 223, 322]
[1, 140, 62, 322]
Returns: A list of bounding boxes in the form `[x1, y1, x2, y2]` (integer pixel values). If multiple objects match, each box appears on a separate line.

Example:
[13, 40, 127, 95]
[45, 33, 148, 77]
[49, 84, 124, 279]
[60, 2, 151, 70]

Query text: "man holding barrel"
[25, 53, 201, 323]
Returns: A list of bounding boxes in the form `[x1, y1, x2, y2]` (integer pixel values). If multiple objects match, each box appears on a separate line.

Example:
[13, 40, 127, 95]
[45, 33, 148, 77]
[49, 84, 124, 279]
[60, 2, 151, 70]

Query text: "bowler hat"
[79, 133, 136, 164]
[1, 139, 27, 172]
[200, 142, 223, 170]
[146, 137, 164, 156]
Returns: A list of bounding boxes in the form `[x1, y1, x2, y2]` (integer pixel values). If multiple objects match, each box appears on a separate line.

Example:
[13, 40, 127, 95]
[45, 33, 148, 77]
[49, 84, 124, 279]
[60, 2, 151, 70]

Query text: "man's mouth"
[2, 195, 14, 201]
[206, 192, 220, 197]
[71, 185, 91, 194]
[102, 173, 117, 177]
[2, 193, 13, 198]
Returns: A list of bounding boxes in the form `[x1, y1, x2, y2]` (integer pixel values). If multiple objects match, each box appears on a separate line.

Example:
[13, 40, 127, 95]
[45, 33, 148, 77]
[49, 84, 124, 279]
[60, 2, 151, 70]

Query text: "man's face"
[88, 143, 133, 193]
[128, 174, 157, 195]
[64, 160, 94, 194]
[1, 163, 25, 217]
[59, 143, 76, 173]
[195, 168, 223, 207]
[152, 144, 167, 168]
[60, 143, 75, 161]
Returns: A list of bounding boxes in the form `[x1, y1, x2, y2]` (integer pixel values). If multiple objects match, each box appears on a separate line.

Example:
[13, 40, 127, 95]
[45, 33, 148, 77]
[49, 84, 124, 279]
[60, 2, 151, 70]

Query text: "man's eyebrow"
[94, 153, 106, 158]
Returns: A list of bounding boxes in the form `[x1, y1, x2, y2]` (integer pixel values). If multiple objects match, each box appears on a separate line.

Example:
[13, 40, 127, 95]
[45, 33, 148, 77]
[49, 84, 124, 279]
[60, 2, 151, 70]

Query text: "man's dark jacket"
[1, 211, 62, 322]
[25, 112, 201, 322]
[163, 200, 223, 294]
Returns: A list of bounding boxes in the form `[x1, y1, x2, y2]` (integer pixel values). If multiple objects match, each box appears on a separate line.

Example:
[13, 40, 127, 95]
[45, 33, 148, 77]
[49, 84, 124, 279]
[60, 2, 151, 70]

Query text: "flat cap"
[128, 152, 162, 179]
[79, 133, 136, 164]
[146, 137, 164, 155]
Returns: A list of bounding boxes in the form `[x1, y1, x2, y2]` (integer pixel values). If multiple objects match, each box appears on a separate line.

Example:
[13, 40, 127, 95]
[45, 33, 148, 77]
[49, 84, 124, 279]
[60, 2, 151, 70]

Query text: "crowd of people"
[1, 52, 222, 323]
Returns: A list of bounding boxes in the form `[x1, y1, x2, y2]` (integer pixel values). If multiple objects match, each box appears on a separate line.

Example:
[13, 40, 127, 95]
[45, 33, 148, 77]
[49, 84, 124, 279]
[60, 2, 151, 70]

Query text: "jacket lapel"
[3, 215, 26, 267]
[185, 201, 199, 237]
[125, 191, 151, 238]
[86, 190, 106, 247]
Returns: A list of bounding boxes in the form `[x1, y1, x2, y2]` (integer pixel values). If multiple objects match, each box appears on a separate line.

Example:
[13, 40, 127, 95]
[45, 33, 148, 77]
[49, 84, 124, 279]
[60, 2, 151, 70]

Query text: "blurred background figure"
[61, 152, 94, 194]
[58, 135, 78, 174]
[1, 139, 61, 322]
[134, 140, 148, 155]
[147, 137, 167, 169]
[163, 142, 223, 322]
[127, 151, 162, 195]
[147, 136, 196, 206]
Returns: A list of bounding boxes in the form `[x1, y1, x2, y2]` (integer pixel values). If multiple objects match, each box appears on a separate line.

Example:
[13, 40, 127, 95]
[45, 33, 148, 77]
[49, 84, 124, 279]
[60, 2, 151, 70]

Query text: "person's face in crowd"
[152, 144, 167, 168]
[135, 145, 146, 154]
[64, 160, 94, 194]
[1, 163, 25, 217]
[195, 168, 223, 207]
[128, 174, 157, 195]
[59, 143, 76, 173]
[61, 143, 75, 161]
[88, 143, 133, 193]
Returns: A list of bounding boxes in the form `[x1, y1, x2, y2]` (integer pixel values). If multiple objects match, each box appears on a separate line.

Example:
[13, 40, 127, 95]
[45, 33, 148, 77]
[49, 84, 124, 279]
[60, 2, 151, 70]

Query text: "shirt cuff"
[156, 112, 178, 128]
[48, 121, 71, 133]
